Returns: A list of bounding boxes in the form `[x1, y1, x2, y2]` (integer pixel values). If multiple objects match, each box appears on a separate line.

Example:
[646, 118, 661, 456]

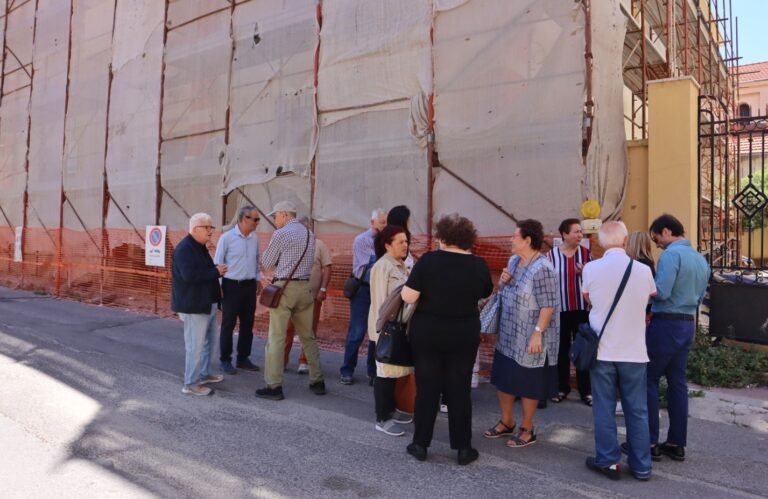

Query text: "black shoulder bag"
[375, 302, 414, 367]
[569, 260, 633, 371]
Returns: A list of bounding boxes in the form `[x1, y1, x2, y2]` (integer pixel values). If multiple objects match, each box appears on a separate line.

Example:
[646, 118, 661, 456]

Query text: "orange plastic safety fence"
[0, 228, 533, 374]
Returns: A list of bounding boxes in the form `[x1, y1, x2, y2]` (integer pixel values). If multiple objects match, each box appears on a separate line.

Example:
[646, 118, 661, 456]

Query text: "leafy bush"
[687, 328, 768, 388]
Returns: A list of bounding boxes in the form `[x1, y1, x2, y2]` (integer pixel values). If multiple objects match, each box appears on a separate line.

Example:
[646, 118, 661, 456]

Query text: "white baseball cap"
[267, 200, 298, 216]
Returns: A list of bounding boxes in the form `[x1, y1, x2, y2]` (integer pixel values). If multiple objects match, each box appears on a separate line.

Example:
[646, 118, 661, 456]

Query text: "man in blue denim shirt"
[644, 214, 710, 462]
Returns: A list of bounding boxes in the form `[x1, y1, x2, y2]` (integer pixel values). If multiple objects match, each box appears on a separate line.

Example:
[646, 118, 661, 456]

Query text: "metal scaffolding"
[622, 0, 738, 140]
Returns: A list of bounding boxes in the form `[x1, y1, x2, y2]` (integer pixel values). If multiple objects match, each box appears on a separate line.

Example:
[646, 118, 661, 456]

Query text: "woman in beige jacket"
[368, 225, 414, 436]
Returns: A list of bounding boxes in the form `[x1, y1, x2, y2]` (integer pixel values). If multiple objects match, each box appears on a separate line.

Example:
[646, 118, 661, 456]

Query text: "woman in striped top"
[547, 218, 593, 406]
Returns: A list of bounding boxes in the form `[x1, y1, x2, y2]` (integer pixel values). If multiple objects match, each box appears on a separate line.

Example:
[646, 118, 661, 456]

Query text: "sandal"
[506, 427, 537, 448]
[581, 395, 593, 407]
[550, 392, 567, 403]
[483, 420, 516, 439]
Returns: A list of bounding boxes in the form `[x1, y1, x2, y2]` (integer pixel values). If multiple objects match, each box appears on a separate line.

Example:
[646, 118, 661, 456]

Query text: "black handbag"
[343, 259, 374, 299]
[375, 304, 413, 366]
[342, 274, 362, 299]
[569, 260, 633, 371]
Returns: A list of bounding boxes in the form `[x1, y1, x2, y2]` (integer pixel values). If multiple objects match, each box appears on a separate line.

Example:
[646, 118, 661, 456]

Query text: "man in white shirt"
[581, 221, 656, 482]
[214, 206, 262, 374]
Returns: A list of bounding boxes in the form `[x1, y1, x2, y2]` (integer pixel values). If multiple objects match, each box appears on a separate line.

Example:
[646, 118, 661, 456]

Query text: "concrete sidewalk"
[0, 286, 766, 498]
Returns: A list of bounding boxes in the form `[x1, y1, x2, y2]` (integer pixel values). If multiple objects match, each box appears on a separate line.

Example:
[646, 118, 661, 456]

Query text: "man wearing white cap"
[255, 201, 326, 400]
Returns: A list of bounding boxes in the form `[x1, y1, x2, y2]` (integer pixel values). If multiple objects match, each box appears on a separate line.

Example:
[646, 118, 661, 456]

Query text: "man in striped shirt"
[255, 201, 325, 400]
[339, 208, 388, 385]
[547, 218, 593, 405]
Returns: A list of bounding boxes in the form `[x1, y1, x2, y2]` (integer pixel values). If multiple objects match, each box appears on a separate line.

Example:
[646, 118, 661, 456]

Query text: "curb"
[688, 384, 768, 432]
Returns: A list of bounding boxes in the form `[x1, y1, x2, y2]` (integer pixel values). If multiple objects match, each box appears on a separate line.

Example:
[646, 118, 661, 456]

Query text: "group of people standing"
[171, 203, 709, 478]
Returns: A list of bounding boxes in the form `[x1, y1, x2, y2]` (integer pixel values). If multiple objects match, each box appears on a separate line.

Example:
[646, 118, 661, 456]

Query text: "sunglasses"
[244, 215, 261, 222]
[196, 225, 215, 230]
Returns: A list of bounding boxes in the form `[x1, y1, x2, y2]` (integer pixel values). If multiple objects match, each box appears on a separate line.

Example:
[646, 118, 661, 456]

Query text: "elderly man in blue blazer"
[172, 213, 228, 396]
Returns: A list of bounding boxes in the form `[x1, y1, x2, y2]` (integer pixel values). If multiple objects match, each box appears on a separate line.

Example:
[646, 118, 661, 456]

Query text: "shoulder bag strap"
[597, 260, 633, 339]
[285, 227, 311, 281]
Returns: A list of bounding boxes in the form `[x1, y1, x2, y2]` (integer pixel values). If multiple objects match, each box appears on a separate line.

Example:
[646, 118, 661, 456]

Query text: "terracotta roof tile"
[738, 61, 768, 83]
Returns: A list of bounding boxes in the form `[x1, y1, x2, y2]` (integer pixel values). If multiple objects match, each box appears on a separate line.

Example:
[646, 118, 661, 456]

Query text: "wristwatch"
[319, 287, 327, 292]
[534, 326, 543, 333]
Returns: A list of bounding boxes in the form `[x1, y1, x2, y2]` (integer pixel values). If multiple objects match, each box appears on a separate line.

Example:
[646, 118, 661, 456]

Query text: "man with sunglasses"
[172, 213, 228, 396]
[214, 206, 263, 374]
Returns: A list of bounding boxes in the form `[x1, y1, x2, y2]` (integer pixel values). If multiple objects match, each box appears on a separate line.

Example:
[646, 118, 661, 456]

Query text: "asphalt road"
[0, 286, 766, 498]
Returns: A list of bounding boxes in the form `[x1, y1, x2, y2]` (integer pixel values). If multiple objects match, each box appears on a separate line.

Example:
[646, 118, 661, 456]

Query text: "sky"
[731, 0, 768, 65]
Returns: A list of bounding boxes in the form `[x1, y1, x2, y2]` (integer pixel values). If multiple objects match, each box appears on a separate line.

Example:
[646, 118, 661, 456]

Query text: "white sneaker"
[376, 419, 405, 436]
[297, 363, 309, 374]
[182, 384, 212, 396]
[392, 409, 413, 424]
[440, 404, 448, 414]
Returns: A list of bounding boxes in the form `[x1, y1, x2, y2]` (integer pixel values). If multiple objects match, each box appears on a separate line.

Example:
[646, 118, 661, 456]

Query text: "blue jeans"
[180, 304, 218, 386]
[591, 360, 651, 475]
[646, 318, 694, 446]
[340, 285, 375, 378]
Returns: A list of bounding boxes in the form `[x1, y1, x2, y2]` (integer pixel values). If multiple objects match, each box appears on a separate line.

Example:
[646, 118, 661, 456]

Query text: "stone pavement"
[0, 286, 766, 498]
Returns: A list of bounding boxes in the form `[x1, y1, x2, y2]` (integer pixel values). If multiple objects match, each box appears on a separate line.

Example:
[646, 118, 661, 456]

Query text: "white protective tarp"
[314, 107, 429, 232]
[317, 0, 432, 114]
[27, 0, 69, 234]
[585, 0, 629, 220]
[313, 0, 432, 231]
[160, 10, 230, 228]
[230, 175, 312, 232]
[0, 0, 34, 228]
[62, 0, 115, 231]
[105, 0, 164, 229]
[166, 0, 231, 29]
[0, 90, 30, 229]
[224, 0, 318, 192]
[432, 0, 586, 235]
[162, 11, 230, 140]
[160, 133, 226, 228]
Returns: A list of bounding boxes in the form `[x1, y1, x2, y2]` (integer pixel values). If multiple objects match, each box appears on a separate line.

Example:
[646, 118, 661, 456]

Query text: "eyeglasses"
[244, 215, 260, 222]
[196, 225, 215, 230]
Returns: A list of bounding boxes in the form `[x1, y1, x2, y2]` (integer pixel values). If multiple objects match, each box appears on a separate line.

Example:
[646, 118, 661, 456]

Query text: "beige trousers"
[264, 280, 323, 387]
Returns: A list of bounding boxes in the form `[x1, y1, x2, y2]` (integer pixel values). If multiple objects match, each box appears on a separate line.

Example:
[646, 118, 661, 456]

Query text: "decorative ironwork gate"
[699, 96, 768, 344]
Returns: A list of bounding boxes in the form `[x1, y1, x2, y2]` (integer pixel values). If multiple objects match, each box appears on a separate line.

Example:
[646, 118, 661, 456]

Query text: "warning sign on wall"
[145, 226, 167, 267]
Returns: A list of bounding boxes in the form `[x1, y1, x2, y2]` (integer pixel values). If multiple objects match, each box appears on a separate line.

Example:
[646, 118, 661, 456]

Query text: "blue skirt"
[490, 349, 558, 401]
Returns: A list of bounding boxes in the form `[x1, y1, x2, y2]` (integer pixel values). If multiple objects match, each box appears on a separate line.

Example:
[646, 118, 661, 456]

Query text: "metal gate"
[698, 96, 768, 344]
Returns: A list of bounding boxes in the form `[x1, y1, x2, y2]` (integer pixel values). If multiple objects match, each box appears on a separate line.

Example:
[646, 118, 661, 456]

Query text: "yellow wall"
[647, 77, 700, 243]
[624, 140, 649, 233]
[742, 230, 768, 265]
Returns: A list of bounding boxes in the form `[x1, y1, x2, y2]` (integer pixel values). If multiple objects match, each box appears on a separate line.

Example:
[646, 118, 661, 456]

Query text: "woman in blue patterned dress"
[483, 219, 560, 448]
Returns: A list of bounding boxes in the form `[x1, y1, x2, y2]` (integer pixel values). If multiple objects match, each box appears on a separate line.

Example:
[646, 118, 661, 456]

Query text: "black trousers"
[374, 377, 397, 422]
[410, 326, 479, 450]
[557, 310, 591, 397]
[220, 278, 257, 363]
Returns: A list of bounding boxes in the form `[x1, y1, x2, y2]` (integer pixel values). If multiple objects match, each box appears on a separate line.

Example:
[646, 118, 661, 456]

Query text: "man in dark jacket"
[172, 213, 228, 396]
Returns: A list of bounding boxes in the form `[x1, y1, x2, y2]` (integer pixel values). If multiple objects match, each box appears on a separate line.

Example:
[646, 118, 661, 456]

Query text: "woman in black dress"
[401, 214, 493, 465]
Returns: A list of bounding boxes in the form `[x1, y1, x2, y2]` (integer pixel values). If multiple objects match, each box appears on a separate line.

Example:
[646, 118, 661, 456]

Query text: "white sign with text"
[145, 225, 167, 267]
